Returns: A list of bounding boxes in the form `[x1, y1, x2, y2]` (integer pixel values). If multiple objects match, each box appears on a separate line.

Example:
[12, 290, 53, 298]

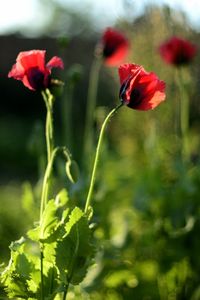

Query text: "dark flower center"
[103, 45, 116, 58]
[119, 77, 142, 108]
[128, 88, 142, 108]
[26, 67, 49, 90]
[174, 50, 190, 65]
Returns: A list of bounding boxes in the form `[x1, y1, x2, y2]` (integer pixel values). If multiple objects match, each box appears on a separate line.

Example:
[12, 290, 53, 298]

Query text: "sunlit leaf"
[56, 207, 94, 286]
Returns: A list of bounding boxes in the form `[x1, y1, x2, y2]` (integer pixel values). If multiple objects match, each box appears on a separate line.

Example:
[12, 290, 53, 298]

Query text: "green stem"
[39, 146, 72, 220]
[83, 57, 102, 160]
[40, 248, 44, 300]
[62, 285, 69, 300]
[41, 89, 54, 164]
[175, 68, 189, 162]
[40, 147, 59, 221]
[84, 103, 123, 213]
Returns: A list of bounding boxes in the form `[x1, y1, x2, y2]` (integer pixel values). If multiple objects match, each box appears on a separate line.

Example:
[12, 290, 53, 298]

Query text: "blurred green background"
[1, 0, 200, 299]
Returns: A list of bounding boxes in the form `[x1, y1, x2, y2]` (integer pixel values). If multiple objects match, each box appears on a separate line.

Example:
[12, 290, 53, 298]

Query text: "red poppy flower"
[118, 64, 166, 110]
[159, 36, 197, 66]
[8, 50, 64, 91]
[100, 28, 129, 66]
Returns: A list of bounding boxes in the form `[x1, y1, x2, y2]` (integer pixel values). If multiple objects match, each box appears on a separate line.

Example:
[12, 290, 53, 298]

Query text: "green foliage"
[1, 189, 94, 299]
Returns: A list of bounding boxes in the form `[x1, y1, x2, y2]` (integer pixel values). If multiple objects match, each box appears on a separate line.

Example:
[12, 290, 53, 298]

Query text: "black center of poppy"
[128, 88, 142, 108]
[103, 45, 116, 58]
[27, 67, 49, 90]
[174, 51, 189, 65]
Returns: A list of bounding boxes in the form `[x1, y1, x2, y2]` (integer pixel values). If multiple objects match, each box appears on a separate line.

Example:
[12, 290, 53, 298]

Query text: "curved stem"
[83, 57, 102, 160]
[84, 103, 123, 213]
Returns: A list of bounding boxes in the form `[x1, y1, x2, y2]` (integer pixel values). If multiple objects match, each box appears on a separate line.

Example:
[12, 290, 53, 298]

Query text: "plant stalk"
[84, 103, 123, 213]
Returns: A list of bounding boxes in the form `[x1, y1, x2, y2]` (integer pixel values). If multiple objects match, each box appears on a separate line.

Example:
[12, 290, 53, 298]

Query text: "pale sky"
[0, 0, 200, 35]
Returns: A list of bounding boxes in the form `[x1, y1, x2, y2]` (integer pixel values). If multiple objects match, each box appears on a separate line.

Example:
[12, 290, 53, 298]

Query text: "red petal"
[118, 63, 142, 84]
[8, 63, 24, 79]
[136, 80, 166, 110]
[46, 56, 64, 70]
[17, 50, 46, 72]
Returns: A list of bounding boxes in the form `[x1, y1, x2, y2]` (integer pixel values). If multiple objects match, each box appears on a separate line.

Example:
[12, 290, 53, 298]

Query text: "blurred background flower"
[159, 36, 197, 66]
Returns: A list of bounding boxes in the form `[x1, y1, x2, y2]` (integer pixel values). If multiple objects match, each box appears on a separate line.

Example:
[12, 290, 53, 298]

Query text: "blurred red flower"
[119, 64, 166, 110]
[159, 36, 197, 66]
[8, 50, 64, 91]
[100, 28, 129, 66]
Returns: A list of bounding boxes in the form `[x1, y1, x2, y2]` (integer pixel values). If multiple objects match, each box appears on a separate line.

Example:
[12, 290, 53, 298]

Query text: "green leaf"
[9, 236, 26, 251]
[27, 266, 60, 299]
[40, 199, 59, 241]
[27, 226, 40, 242]
[1, 238, 35, 299]
[56, 207, 94, 286]
[39, 189, 70, 242]
[64, 206, 84, 236]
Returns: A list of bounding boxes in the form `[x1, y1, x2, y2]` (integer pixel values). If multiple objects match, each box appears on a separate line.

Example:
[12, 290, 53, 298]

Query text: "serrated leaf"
[43, 242, 57, 265]
[64, 206, 84, 236]
[56, 207, 94, 286]
[40, 199, 58, 241]
[27, 226, 40, 242]
[39, 190, 70, 242]
[27, 266, 60, 300]
[4, 276, 30, 299]
[9, 236, 26, 251]
[1, 241, 35, 299]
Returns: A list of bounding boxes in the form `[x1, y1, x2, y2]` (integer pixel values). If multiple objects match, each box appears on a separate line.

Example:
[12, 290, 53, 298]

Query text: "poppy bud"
[50, 79, 64, 97]
[65, 160, 79, 183]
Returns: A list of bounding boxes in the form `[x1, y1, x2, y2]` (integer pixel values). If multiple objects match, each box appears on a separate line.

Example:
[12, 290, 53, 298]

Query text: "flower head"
[8, 50, 64, 91]
[119, 64, 166, 110]
[159, 36, 197, 66]
[99, 28, 129, 66]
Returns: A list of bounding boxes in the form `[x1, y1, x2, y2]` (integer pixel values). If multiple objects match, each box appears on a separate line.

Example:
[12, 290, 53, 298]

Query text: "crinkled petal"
[46, 56, 64, 70]
[118, 63, 142, 84]
[8, 63, 25, 79]
[17, 50, 46, 72]
[136, 80, 166, 110]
